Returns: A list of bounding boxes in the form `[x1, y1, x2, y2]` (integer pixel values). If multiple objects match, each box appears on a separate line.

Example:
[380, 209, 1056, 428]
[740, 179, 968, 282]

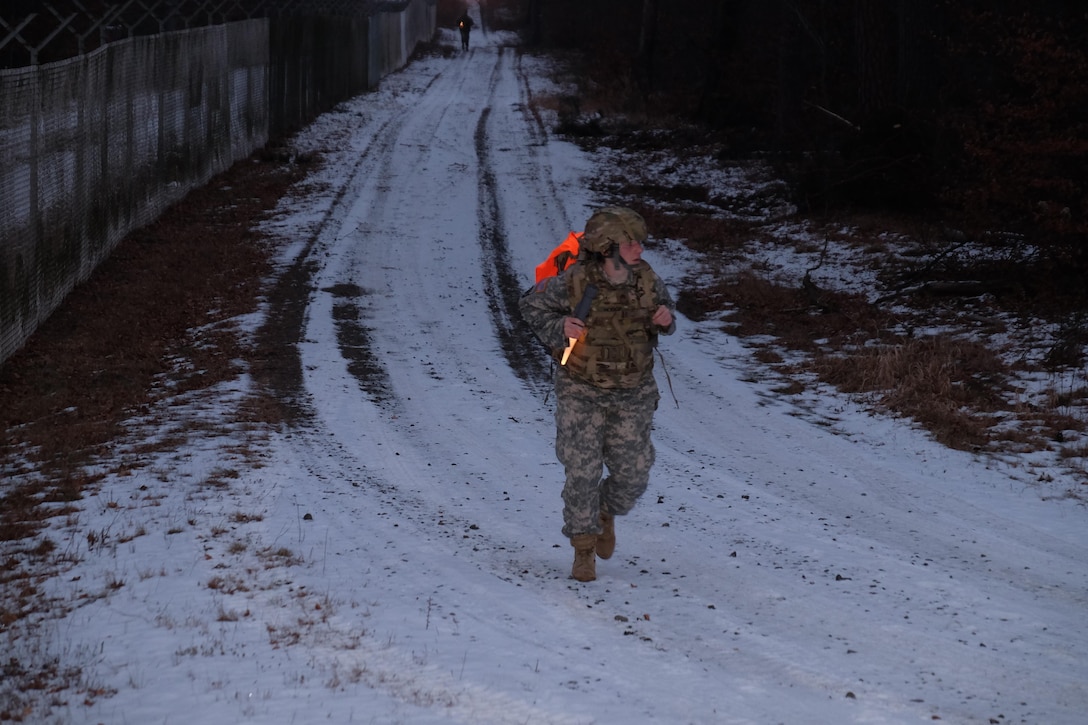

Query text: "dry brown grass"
[544, 49, 1088, 469]
[813, 336, 1009, 450]
[0, 142, 307, 712]
[0, 146, 309, 632]
[671, 248, 1085, 458]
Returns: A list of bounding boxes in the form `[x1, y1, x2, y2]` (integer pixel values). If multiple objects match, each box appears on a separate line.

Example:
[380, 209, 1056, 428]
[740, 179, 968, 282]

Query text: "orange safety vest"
[534, 231, 583, 283]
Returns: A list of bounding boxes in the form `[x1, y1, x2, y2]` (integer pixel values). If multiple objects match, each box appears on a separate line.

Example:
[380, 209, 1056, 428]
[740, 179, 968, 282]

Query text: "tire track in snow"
[258, 101, 417, 419]
[474, 48, 552, 389]
[301, 57, 481, 409]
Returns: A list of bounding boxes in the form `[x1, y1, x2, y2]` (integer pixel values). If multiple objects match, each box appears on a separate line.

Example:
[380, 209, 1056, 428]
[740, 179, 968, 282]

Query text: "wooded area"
[519, 0, 1086, 290]
[9, 0, 1084, 286]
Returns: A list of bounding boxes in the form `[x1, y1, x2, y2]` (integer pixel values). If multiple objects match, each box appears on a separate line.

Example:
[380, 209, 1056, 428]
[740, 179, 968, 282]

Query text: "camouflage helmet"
[581, 206, 648, 254]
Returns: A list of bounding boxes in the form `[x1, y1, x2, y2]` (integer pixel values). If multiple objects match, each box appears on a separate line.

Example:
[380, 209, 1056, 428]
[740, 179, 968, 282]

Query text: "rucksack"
[534, 231, 582, 283]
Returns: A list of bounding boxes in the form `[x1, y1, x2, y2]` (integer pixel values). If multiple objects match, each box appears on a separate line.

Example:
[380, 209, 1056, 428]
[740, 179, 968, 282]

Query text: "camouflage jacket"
[519, 259, 676, 389]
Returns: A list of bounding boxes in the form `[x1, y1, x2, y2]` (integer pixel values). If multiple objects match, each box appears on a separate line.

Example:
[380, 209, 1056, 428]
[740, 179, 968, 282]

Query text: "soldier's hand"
[652, 305, 673, 328]
[563, 316, 586, 339]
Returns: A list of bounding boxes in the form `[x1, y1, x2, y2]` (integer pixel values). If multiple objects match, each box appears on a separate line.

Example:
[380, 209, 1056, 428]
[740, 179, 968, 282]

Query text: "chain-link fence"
[0, 1, 425, 69]
[0, 20, 270, 366]
[0, 0, 435, 366]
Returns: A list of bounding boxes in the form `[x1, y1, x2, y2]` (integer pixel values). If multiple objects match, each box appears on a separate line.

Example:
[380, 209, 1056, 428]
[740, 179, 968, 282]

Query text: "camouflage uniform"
[555, 370, 660, 537]
[520, 259, 676, 538]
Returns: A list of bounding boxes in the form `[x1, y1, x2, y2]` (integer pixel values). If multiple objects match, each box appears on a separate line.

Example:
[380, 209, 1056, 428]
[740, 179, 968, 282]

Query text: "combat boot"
[596, 510, 615, 560]
[570, 534, 597, 582]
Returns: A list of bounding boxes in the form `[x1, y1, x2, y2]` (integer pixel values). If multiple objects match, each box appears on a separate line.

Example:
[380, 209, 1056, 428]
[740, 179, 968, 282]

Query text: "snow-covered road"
[34, 27, 1088, 725]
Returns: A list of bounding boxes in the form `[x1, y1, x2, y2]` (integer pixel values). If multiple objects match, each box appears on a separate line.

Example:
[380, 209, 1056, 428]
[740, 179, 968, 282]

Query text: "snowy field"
[6, 23, 1087, 725]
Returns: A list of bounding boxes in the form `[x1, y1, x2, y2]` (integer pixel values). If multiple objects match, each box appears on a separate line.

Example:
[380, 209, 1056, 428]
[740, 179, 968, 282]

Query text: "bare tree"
[853, 0, 893, 117]
[636, 0, 659, 91]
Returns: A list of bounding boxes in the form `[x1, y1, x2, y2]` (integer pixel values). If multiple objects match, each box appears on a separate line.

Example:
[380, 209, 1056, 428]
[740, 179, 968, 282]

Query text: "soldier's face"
[617, 239, 643, 266]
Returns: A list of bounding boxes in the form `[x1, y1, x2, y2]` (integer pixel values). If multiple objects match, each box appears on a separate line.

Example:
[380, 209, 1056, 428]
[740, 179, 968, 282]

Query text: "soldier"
[457, 11, 474, 50]
[519, 207, 676, 582]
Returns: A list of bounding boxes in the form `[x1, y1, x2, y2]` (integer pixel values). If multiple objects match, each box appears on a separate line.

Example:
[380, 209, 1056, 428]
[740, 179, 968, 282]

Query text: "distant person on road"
[519, 207, 676, 582]
[457, 12, 474, 51]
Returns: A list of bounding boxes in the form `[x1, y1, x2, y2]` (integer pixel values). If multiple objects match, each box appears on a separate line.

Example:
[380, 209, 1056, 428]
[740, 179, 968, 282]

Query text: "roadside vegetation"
[534, 44, 1088, 493]
[0, 148, 310, 719]
[526, 2, 1087, 481]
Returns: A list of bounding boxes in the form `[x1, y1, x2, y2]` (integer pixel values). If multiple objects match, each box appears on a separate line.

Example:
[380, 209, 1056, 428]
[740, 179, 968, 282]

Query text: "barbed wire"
[0, 0, 429, 67]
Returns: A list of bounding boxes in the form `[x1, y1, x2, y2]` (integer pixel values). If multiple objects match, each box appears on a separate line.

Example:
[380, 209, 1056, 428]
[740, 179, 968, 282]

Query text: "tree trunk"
[526, 0, 541, 46]
[636, 0, 659, 92]
[854, 0, 891, 116]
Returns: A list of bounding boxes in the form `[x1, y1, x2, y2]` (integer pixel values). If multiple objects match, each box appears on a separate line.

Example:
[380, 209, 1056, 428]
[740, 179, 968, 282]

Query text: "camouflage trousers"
[554, 369, 660, 538]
